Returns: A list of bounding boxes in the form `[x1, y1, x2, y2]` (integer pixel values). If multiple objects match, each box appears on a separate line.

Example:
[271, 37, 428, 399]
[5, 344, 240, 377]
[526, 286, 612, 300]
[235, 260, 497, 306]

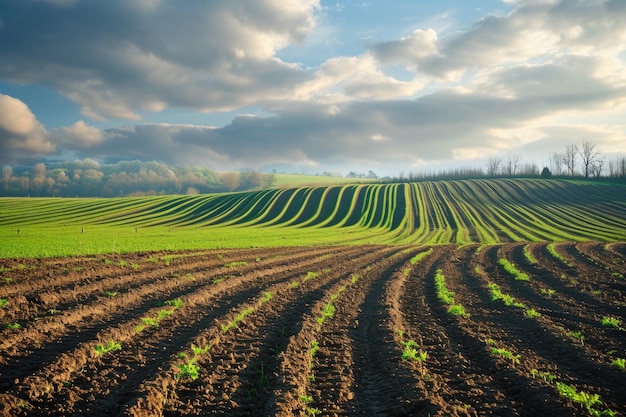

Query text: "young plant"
[164, 298, 184, 309]
[488, 282, 526, 309]
[491, 347, 520, 366]
[176, 359, 200, 381]
[4, 322, 20, 330]
[104, 291, 118, 297]
[611, 358, 625, 371]
[568, 331, 585, 344]
[94, 340, 122, 356]
[540, 288, 556, 297]
[498, 258, 530, 281]
[523, 245, 538, 264]
[402, 340, 427, 363]
[447, 304, 468, 317]
[601, 316, 622, 328]
[0, 298, 7, 308]
[524, 308, 541, 319]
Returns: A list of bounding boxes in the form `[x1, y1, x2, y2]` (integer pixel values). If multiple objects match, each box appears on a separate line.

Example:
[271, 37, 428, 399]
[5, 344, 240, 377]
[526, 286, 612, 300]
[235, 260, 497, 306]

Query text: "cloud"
[0, 0, 320, 120]
[0, 94, 55, 164]
[370, 0, 626, 78]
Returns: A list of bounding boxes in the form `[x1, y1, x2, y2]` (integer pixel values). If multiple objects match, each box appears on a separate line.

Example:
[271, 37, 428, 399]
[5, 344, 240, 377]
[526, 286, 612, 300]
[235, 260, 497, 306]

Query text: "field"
[1, 179, 625, 258]
[0, 242, 624, 416]
[1, 178, 625, 416]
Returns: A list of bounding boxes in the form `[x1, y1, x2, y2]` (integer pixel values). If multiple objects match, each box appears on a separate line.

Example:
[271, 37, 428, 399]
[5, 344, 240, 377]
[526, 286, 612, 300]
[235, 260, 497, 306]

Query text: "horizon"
[1, 0, 625, 177]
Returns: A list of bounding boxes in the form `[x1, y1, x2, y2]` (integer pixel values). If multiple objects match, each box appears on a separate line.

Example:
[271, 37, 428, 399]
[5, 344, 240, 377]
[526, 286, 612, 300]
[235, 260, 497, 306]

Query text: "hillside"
[1, 178, 625, 257]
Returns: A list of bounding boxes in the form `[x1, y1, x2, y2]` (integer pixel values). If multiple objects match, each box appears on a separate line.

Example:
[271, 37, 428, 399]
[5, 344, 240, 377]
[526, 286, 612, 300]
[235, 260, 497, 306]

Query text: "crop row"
[1, 179, 625, 257]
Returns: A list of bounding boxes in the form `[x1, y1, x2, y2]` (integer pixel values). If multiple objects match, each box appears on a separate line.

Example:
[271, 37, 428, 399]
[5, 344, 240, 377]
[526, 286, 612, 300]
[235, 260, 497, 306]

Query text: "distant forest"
[2, 151, 625, 197]
[0, 160, 276, 197]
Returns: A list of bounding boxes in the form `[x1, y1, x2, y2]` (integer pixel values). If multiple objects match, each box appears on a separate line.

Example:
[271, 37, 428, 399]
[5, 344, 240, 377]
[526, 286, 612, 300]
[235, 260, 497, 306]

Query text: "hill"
[1, 178, 625, 257]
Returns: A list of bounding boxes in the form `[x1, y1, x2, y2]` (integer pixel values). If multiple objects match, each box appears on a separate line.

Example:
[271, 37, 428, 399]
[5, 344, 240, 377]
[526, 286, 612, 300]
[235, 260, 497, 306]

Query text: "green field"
[1, 178, 625, 258]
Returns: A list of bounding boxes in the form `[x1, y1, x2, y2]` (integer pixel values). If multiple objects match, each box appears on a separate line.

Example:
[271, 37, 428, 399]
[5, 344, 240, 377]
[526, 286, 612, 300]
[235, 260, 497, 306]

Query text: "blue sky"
[1, 0, 625, 175]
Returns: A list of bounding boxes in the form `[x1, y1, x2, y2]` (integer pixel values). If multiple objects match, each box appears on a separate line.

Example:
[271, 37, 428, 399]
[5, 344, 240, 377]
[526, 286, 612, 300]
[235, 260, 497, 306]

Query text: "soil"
[0, 242, 624, 416]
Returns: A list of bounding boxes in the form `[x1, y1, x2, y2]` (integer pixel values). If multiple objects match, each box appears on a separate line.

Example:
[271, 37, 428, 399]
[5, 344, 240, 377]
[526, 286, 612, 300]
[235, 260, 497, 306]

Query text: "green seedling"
[402, 340, 427, 362]
[410, 248, 433, 265]
[524, 309, 541, 319]
[498, 258, 530, 281]
[191, 343, 211, 357]
[531, 369, 556, 384]
[225, 261, 248, 268]
[5, 322, 20, 330]
[488, 282, 526, 308]
[104, 291, 118, 297]
[601, 316, 621, 328]
[304, 271, 319, 281]
[568, 331, 585, 344]
[261, 291, 274, 303]
[176, 359, 200, 381]
[540, 288, 556, 296]
[611, 272, 624, 279]
[94, 340, 122, 356]
[491, 347, 520, 365]
[309, 340, 320, 359]
[141, 317, 159, 327]
[289, 280, 299, 288]
[611, 358, 625, 371]
[555, 382, 606, 415]
[221, 307, 255, 333]
[523, 245, 538, 264]
[447, 304, 468, 317]
[300, 395, 314, 404]
[306, 407, 322, 416]
[0, 298, 8, 308]
[164, 298, 184, 309]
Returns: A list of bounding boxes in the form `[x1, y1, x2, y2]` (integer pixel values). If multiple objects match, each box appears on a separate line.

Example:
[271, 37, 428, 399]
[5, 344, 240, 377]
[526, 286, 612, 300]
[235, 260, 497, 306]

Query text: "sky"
[1, 0, 625, 176]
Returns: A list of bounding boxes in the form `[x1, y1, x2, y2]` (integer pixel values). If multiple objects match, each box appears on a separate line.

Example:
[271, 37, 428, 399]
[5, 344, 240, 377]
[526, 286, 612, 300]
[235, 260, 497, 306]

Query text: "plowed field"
[1, 242, 624, 416]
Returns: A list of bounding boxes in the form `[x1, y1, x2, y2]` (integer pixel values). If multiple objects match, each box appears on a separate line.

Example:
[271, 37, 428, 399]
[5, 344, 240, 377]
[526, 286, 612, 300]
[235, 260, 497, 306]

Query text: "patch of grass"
[304, 271, 319, 281]
[141, 317, 159, 328]
[94, 340, 122, 356]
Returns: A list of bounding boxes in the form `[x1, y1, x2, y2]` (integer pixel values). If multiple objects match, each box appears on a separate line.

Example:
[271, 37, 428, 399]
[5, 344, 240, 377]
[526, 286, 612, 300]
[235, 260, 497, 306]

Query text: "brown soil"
[0, 243, 624, 416]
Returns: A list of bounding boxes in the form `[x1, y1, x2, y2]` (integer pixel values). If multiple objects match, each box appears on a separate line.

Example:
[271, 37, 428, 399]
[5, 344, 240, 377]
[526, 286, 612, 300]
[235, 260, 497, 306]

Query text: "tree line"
[0, 160, 276, 197]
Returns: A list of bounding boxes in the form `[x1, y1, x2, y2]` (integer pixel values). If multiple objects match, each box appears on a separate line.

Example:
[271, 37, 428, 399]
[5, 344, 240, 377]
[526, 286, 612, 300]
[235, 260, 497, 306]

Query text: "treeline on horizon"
[0, 160, 276, 197]
[2, 155, 626, 198]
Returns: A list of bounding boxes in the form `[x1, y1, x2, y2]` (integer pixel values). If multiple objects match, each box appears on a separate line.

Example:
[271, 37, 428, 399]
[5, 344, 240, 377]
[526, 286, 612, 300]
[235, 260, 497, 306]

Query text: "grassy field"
[273, 173, 376, 187]
[1, 178, 625, 258]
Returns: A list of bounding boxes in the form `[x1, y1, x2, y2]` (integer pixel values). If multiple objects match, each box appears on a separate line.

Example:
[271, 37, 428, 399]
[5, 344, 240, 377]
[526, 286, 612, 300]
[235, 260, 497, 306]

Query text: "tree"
[562, 144, 578, 176]
[486, 155, 503, 176]
[504, 153, 521, 176]
[578, 140, 602, 179]
[540, 167, 552, 178]
[550, 152, 564, 176]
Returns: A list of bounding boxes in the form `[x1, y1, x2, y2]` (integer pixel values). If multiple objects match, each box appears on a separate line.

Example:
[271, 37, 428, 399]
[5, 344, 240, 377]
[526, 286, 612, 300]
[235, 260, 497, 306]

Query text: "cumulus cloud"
[0, 0, 319, 120]
[0, 94, 55, 164]
[370, 0, 626, 78]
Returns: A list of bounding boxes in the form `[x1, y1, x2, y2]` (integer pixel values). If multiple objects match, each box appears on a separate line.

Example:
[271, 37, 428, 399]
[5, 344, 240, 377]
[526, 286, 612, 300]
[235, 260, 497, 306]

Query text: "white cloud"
[0, 94, 55, 163]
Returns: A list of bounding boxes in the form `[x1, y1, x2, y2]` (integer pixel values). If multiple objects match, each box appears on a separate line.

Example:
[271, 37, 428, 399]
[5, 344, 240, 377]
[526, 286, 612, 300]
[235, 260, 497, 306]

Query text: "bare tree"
[486, 155, 503, 176]
[562, 144, 578, 176]
[503, 153, 521, 176]
[550, 152, 564, 176]
[578, 140, 602, 179]
[590, 160, 604, 178]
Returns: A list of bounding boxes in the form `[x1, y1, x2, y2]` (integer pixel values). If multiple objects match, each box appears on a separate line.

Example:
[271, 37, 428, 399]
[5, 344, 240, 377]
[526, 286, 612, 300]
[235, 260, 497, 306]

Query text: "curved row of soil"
[0, 242, 624, 416]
